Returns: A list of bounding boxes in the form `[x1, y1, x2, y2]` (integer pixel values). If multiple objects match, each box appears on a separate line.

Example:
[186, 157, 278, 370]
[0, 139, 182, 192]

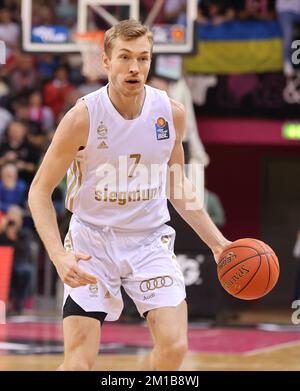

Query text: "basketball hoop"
[75, 31, 106, 80]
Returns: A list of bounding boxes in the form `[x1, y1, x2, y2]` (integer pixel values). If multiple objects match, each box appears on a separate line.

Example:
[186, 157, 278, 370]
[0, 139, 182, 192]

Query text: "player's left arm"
[168, 99, 231, 262]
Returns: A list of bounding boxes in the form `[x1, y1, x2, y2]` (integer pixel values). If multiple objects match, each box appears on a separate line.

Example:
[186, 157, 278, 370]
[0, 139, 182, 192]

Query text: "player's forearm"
[28, 187, 65, 263]
[169, 177, 229, 253]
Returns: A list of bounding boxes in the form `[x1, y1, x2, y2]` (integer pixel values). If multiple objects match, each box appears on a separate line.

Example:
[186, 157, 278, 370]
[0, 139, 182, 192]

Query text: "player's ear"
[102, 52, 110, 71]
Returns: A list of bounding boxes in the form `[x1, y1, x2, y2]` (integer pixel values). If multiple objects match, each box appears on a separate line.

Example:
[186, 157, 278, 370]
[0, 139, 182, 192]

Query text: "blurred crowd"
[198, 0, 276, 24]
[0, 0, 298, 314]
[0, 1, 106, 314]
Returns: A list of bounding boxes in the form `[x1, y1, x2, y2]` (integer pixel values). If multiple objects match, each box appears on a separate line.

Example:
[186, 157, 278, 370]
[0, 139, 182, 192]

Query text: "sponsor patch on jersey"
[98, 140, 108, 149]
[104, 290, 111, 299]
[89, 284, 99, 297]
[97, 122, 108, 138]
[155, 117, 169, 140]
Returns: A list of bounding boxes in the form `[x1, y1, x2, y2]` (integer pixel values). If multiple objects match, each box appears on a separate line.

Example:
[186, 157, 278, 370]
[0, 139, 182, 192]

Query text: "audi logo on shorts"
[139, 275, 174, 292]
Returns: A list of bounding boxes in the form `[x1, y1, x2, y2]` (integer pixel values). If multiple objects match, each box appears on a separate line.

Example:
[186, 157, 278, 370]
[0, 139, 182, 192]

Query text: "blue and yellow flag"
[184, 21, 283, 74]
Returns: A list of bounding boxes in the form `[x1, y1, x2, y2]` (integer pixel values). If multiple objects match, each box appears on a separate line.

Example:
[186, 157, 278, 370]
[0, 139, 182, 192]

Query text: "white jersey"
[65, 84, 176, 231]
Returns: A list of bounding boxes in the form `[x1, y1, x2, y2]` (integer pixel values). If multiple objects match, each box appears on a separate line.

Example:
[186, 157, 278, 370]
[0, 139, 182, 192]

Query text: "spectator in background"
[0, 76, 9, 99]
[0, 204, 21, 232]
[0, 7, 20, 55]
[56, 0, 77, 27]
[43, 65, 75, 119]
[0, 120, 40, 184]
[164, 0, 187, 25]
[0, 48, 21, 80]
[13, 98, 46, 149]
[36, 54, 59, 82]
[0, 209, 4, 229]
[28, 90, 55, 134]
[55, 88, 82, 123]
[78, 76, 104, 97]
[2, 1, 21, 21]
[60, 88, 81, 117]
[10, 53, 38, 93]
[236, 0, 275, 21]
[0, 163, 27, 212]
[32, 3, 55, 25]
[198, 0, 236, 25]
[0, 106, 13, 141]
[0, 206, 34, 314]
[276, 0, 300, 77]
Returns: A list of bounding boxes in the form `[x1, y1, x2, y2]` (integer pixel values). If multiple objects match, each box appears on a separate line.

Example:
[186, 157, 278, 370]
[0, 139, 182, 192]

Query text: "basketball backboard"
[21, 0, 197, 54]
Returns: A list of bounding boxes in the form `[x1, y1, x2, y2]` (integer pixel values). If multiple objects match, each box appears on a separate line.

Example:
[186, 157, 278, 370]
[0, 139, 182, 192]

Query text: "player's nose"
[129, 59, 139, 74]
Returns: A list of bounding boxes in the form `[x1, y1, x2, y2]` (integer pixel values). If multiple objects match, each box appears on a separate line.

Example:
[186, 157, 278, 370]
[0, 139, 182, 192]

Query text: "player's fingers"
[64, 272, 90, 287]
[64, 277, 86, 288]
[72, 273, 94, 286]
[75, 252, 92, 261]
[74, 267, 97, 284]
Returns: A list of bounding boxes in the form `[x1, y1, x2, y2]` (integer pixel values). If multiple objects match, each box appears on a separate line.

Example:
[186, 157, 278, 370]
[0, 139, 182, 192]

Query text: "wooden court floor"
[1, 344, 300, 371]
[1, 310, 300, 371]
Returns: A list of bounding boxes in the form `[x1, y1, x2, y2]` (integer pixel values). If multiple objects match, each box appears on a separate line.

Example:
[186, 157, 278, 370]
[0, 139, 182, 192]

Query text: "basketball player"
[28, 20, 231, 371]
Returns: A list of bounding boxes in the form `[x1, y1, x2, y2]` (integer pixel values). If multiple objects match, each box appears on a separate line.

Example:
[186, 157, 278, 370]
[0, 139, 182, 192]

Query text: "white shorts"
[63, 215, 186, 321]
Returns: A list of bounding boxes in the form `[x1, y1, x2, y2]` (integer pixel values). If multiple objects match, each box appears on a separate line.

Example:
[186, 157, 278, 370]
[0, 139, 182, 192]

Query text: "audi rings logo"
[139, 275, 173, 292]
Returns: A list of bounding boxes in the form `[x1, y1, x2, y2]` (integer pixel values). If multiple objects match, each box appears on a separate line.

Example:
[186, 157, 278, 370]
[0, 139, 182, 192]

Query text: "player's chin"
[124, 81, 143, 91]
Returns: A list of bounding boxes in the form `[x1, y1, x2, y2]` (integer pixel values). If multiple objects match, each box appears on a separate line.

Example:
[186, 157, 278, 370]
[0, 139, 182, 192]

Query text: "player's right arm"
[28, 101, 97, 288]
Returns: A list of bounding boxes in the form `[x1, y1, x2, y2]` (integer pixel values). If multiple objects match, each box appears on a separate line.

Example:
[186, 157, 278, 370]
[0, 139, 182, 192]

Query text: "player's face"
[103, 36, 152, 96]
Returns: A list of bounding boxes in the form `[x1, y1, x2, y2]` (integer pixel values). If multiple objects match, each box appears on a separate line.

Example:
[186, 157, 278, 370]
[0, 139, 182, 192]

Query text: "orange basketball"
[217, 238, 280, 300]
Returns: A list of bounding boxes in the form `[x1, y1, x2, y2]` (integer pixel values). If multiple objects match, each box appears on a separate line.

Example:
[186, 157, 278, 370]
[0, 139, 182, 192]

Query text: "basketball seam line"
[255, 239, 272, 296]
[270, 252, 279, 272]
[234, 254, 262, 296]
[218, 252, 274, 280]
[254, 239, 279, 295]
[220, 245, 260, 255]
[253, 240, 271, 295]
[253, 239, 279, 272]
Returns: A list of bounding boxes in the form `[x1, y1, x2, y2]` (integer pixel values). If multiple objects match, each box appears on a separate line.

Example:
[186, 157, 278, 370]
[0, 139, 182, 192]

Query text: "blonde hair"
[104, 19, 153, 58]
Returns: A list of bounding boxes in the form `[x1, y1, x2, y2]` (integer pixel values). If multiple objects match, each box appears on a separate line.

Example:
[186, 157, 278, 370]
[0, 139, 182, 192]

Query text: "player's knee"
[160, 337, 188, 360]
[170, 339, 188, 359]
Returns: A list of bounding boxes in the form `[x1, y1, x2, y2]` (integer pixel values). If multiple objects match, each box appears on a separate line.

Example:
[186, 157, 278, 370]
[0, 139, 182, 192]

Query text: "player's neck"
[107, 84, 146, 120]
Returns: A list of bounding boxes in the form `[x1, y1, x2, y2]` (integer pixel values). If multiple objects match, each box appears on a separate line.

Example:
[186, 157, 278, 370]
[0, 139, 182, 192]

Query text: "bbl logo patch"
[155, 117, 169, 140]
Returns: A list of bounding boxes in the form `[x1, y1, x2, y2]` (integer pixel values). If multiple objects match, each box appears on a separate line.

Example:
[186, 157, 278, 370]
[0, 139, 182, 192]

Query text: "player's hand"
[213, 240, 232, 264]
[53, 251, 97, 288]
